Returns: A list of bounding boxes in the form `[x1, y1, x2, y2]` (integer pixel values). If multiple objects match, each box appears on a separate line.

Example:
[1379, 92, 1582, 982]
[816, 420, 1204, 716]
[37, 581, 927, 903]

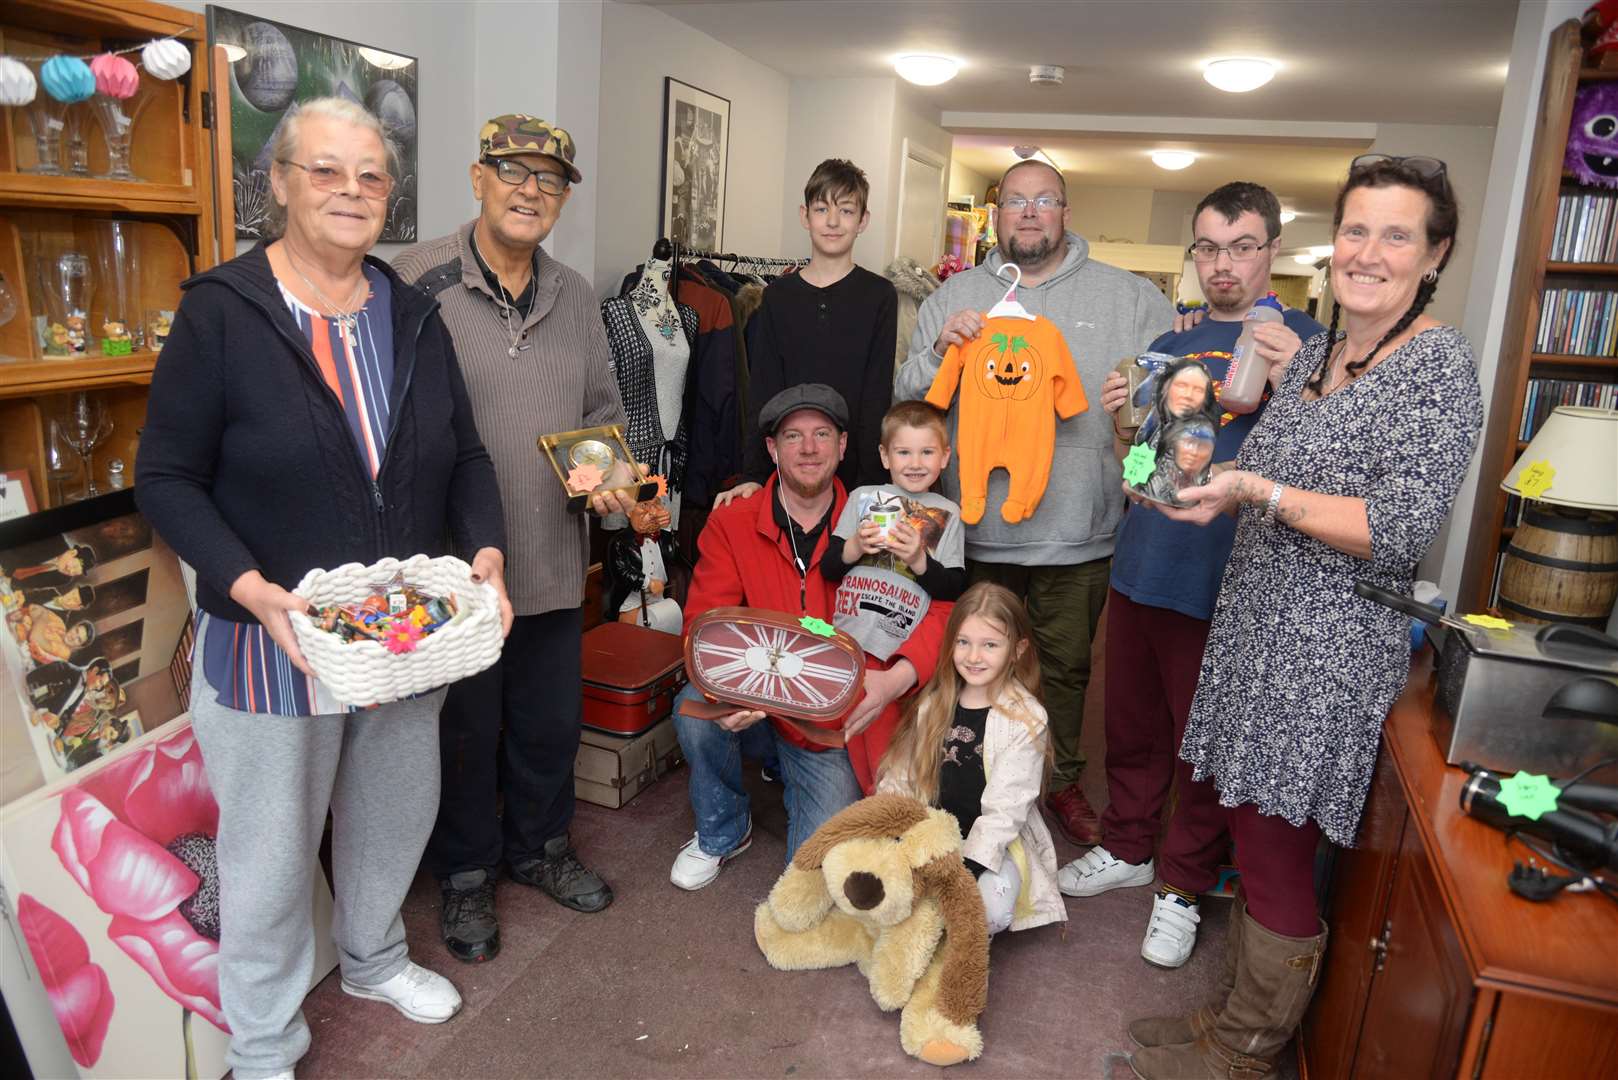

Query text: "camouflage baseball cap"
[478, 114, 582, 183]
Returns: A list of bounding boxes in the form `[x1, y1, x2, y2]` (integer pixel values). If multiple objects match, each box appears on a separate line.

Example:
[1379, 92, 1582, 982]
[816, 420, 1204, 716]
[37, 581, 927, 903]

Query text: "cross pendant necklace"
[287, 250, 367, 349]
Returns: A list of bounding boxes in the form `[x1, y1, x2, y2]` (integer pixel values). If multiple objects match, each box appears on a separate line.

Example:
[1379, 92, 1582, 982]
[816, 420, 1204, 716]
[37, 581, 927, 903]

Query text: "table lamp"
[1498, 406, 1618, 629]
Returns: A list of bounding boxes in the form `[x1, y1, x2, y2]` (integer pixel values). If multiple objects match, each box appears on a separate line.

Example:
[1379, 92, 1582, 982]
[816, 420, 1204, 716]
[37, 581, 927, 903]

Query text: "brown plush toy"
[753, 794, 990, 1066]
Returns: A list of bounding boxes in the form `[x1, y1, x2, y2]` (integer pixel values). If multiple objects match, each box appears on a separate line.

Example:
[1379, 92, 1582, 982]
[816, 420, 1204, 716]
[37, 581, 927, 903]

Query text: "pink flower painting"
[15, 894, 115, 1066]
[51, 728, 229, 1035]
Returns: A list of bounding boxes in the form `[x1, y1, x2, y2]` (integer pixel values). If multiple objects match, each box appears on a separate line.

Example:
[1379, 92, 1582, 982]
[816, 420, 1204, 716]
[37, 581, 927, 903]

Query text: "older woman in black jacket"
[137, 97, 508, 1080]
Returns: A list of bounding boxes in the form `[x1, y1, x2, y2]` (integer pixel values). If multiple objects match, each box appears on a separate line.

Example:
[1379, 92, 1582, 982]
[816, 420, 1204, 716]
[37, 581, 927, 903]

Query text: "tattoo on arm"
[1276, 503, 1306, 525]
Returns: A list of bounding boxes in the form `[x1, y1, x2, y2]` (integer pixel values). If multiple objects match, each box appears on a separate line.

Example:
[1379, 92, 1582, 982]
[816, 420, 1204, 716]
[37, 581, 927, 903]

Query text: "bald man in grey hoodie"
[896, 159, 1173, 846]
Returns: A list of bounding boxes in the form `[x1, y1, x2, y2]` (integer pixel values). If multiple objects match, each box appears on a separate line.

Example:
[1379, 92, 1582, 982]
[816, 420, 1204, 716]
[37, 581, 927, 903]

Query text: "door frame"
[894, 138, 949, 265]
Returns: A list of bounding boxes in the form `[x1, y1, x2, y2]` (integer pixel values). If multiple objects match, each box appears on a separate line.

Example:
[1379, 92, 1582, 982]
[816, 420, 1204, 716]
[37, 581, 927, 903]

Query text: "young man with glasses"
[1064, 181, 1323, 969]
[897, 158, 1175, 850]
[395, 114, 633, 965]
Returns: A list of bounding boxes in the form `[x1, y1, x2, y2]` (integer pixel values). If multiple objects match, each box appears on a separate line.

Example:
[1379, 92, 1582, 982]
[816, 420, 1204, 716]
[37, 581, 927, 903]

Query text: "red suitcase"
[581, 621, 686, 736]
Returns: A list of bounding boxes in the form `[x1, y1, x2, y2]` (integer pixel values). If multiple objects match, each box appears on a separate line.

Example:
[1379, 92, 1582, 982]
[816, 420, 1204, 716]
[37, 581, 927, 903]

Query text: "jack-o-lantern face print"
[977, 331, 1044, 401]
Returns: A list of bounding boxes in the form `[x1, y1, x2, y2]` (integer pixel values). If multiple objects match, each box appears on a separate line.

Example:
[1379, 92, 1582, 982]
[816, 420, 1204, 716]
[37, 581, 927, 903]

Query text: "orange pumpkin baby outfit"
[926, 315, 1088, 524]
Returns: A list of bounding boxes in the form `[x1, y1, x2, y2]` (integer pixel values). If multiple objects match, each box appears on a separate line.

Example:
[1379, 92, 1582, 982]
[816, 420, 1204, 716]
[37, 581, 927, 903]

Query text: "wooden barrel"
[1498, 507, 1618, 626]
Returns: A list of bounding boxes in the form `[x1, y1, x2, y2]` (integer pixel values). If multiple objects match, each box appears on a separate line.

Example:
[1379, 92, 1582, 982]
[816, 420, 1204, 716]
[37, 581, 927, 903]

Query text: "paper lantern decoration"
[90, 53, 139, 99]
[0, 57, 37, 106]
[41, 56, 95, 104]
[141, 38, 191, 80]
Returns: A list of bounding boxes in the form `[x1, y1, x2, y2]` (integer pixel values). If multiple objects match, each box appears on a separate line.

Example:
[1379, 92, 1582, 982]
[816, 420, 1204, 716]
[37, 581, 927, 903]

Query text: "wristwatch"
[1261, 481, 1284, 524]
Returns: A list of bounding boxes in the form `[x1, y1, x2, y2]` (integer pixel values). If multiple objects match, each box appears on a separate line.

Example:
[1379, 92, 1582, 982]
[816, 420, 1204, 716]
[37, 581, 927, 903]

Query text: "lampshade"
[1501, 406, 1618, 510]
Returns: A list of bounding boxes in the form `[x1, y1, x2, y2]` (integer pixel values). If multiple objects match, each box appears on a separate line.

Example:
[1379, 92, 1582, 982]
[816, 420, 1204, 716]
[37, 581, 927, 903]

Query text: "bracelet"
[1261, 481, 1284, 524]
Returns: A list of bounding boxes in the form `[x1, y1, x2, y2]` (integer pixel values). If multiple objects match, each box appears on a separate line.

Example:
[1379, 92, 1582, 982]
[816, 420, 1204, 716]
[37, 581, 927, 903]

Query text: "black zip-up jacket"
[136, 244, 506, 625]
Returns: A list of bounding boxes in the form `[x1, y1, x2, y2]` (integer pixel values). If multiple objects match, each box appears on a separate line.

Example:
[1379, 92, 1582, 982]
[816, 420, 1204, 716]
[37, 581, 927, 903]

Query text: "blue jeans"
[672, 683, 862, 861]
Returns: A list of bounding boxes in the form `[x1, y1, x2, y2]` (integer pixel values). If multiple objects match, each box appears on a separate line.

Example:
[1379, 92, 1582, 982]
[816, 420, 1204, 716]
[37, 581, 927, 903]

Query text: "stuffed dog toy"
[753, 794, 989, 1065]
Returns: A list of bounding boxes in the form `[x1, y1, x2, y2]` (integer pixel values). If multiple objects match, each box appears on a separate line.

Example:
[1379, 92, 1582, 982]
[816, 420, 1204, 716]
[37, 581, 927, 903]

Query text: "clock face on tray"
[685, 609, 864, 721]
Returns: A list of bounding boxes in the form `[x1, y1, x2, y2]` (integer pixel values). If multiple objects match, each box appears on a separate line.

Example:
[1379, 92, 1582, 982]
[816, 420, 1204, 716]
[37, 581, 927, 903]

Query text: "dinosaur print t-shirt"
[830, 486, 965, 660]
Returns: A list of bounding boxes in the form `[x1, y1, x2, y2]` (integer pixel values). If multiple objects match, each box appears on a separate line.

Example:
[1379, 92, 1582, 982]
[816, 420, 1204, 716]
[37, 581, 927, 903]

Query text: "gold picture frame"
[537, 424, 658, 513]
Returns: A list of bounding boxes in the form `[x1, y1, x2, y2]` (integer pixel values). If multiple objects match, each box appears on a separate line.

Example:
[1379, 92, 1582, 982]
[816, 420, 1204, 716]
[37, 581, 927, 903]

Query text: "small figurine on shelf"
[64, 313, 87, 354]
[100, 319, 133, 356]
[146, 309, 173, 350]
[43, 321, 72, 356]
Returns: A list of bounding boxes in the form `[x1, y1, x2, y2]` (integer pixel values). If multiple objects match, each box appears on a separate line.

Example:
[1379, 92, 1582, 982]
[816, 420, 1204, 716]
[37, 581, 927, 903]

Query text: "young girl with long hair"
[877, 582, 1066, 935]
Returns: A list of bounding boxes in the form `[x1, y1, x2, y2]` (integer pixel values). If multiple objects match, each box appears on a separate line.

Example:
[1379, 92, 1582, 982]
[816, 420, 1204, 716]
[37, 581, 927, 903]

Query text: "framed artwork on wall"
[207, 6, 419, 242]
[659, 77, 731, 253]
[0, 470, 37, 523]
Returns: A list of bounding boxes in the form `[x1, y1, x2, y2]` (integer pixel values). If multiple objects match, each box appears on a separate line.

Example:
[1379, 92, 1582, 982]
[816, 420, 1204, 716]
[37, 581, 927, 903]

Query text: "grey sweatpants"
[189, 676, 446, 1079]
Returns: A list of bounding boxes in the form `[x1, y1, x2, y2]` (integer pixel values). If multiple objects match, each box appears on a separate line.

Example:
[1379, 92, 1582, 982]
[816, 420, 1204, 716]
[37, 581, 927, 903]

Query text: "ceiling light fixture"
[1151, 150, 1196, 171]
[894, 54, 960, 86]
[1203, 58, 1277, 93]
[1293, 254, 1319, 265]
[219, 43, 247, 62]
[1307, 244, 1335, 258]
[1280, 209, 1297, 225]
[358, 47, 413, 70]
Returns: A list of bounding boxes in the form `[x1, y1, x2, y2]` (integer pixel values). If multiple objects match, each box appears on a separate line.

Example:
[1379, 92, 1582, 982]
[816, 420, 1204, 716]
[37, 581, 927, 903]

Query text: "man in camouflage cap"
[395, 117, 631, 964]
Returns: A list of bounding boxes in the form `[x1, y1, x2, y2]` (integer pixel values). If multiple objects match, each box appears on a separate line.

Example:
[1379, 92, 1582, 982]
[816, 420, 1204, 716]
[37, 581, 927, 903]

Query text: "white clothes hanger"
[986, 263, 1036, 321]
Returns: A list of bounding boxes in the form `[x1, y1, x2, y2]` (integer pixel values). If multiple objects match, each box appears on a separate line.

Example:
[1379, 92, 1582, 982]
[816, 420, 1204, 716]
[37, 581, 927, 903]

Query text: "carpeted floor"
[292, 629, 1301, 1079]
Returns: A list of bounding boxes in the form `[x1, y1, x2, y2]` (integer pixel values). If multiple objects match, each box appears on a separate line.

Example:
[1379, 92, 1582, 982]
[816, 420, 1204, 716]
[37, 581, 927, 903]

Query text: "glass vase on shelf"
[47, 420, 81, 506]
[20, 83, 67, 175]
[96, 221, 143, 355]
[41, 253, 92, 358]
[63, 393, 112, 502]
[63, 101, 94, 177]
[91, 82, 155, 183]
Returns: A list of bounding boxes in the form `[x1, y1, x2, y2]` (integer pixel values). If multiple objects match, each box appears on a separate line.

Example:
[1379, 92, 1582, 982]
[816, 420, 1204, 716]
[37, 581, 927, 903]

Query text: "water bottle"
[1221, 295, 1285, 414]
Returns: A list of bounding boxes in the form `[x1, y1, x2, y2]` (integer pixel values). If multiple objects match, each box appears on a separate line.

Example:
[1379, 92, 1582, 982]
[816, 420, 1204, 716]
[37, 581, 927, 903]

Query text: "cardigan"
[136, 244, 506, 625]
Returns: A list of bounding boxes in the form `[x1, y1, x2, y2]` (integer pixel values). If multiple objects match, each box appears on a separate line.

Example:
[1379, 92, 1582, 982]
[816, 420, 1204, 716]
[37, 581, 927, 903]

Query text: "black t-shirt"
[468, 226, 538, 310]
[939, 702, 990, 872]
[771, 488, 835, 613]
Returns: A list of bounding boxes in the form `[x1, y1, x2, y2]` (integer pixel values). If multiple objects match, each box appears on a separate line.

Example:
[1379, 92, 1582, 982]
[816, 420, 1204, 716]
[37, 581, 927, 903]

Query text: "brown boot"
[1045, 784, 1103, 845]
[1128, 889, 1246, 1049]
[1129, 909, 1327, 1080]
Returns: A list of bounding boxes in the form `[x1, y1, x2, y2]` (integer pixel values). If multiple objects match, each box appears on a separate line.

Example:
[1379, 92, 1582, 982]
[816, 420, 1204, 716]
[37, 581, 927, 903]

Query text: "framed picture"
[207, 6, 419, 242]
[0, 470, 37, 523]
[659, 78, 730, 252]
[0, 491, 192, 809]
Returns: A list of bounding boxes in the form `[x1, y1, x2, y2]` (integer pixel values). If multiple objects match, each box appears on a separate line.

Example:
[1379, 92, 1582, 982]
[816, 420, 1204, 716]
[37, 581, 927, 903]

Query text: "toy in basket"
[288, 555, 503, 707]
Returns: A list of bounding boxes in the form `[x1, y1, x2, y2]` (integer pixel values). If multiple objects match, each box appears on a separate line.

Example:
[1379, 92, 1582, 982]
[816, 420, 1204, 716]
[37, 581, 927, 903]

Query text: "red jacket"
[683, 474, 946, 751]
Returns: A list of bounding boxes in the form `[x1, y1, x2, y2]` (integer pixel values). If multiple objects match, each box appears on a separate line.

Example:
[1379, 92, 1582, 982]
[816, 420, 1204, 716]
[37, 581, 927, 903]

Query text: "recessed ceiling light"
[894, 54, 959, 86]
[1280, 209, 1297, 225]
[1151, 150, 1196, 171]
[1203, 58, 1277, 93]
[1293, 254, 1318, 265]
[1307, 244, 1335, 258]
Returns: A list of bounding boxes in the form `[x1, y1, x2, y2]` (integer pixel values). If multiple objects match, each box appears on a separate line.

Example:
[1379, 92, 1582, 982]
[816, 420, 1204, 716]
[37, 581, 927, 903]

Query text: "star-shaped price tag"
[1496, 770, 1559, 821]
[650, 473, 668, 499]
[1462, 613, 1512, 631]
[566, 462, 604, 492]
[1121, 443, 1157, 486]
[799, 616, 836, 638]
[1513, 460, 1555, 500]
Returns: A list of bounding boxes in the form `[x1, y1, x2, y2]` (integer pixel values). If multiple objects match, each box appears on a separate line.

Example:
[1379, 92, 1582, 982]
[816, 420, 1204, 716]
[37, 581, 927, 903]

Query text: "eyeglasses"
[482, 156, 569, 195]
[277, 159, 394, 199]
[774, 429, 838, 447]
[1187, 240, 1273, 262]
[1000, 195, 1066, 214]
[1349, 154, 1448, 181]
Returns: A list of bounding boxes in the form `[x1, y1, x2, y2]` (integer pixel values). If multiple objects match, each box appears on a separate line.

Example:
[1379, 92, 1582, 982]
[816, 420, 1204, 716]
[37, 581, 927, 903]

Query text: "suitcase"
[581, 621, 686, 736]
[574, 717, 684, 809]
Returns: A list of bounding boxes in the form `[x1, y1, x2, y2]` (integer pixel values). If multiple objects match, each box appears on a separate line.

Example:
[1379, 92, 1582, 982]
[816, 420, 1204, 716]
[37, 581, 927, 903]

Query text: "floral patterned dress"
[1179, 326, 1482, 847]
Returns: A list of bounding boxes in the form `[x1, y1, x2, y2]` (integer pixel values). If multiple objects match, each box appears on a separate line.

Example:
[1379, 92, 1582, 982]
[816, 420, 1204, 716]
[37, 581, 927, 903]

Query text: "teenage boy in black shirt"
[715, 158, 897, 505]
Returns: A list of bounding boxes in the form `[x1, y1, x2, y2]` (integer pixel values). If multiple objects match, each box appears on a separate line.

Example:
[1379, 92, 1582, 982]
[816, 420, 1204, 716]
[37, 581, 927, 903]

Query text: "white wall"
[173, 0, 481, 260]
[1069, 185, 1155, 243]
[1428, 0, 1590, 604]
[780, 78, 897, 268]
[594, 0, 790, 295]
[949, 159, 995, 204]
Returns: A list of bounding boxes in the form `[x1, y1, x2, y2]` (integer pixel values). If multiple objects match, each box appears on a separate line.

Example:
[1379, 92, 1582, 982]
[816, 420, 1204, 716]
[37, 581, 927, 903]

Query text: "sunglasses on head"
[1349, 154, 1447, 181]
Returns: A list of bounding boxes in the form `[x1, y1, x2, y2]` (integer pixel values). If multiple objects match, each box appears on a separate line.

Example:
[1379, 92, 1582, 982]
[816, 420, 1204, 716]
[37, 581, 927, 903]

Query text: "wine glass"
[47, 419, 80, 505]
[91, 82, 156, 183]
[64, 393, 112, 501]
[20, 64, 66, 176]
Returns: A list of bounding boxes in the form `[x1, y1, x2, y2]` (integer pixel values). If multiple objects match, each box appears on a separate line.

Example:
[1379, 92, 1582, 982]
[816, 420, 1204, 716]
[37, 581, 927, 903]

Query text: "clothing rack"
[654, 237, 804, 285]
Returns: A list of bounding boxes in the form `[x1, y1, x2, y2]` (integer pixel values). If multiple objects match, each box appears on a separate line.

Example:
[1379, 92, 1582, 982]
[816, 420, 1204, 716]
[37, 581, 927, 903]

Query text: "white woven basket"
[288, 554, 502, 707]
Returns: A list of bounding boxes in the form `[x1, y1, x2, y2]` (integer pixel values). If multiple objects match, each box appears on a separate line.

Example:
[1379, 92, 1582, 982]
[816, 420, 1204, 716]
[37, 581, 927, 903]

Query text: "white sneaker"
[670, 824, 752, 891]
[1141, 892, 1202, 968]
[1057, 845, 1155, 897]
[341, 961, 462, 1023]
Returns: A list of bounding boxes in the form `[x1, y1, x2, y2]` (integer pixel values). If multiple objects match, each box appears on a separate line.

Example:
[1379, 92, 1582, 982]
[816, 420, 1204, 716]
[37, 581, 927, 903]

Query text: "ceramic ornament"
[141, 38, 191, 81]
[0, 57, 37, 106]
[90, 53, 139, 99]
[41, 55, 95, 103]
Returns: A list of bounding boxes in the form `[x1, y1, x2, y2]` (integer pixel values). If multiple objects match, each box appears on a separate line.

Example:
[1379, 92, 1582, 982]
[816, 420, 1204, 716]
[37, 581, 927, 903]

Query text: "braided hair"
[1308, 159, 1458, 395]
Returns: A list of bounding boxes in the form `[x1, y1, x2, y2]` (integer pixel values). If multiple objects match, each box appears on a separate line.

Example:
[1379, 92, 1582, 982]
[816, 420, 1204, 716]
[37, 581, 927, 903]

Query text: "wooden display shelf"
[1528, 352, 1618, 369]
[0, 352, 159, 397]
[0, 175, 203, 214]
[1543, 261, 1618, 275]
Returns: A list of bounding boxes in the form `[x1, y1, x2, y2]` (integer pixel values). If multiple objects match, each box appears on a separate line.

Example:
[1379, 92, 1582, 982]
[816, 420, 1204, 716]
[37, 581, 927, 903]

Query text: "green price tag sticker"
[1122, 443, 1157, 486]
[799, 616, 836, 638]
[1496, 771, 1559, 821]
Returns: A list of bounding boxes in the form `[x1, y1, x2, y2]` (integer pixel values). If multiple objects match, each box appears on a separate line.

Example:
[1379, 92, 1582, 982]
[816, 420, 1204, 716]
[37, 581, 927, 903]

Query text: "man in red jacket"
[670, 384, 946, 889]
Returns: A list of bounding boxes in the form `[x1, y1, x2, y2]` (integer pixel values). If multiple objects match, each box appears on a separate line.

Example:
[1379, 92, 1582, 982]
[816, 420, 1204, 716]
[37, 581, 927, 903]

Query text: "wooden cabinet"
[0, 0, 228, 514]
[1299, 653, 1618, 1079]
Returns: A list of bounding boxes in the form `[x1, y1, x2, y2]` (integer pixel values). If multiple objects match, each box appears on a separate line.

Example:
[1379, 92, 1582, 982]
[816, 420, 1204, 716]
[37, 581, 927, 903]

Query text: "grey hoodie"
[896, 232, 1173, 565]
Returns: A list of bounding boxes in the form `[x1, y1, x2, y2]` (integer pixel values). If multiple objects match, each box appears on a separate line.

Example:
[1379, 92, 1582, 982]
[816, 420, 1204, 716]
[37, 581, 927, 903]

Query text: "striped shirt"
[198, 265, 394, 715]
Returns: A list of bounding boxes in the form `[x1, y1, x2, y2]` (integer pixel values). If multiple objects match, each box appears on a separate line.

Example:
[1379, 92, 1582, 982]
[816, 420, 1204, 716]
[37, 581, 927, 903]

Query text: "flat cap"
[758, 383, 849, 434]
